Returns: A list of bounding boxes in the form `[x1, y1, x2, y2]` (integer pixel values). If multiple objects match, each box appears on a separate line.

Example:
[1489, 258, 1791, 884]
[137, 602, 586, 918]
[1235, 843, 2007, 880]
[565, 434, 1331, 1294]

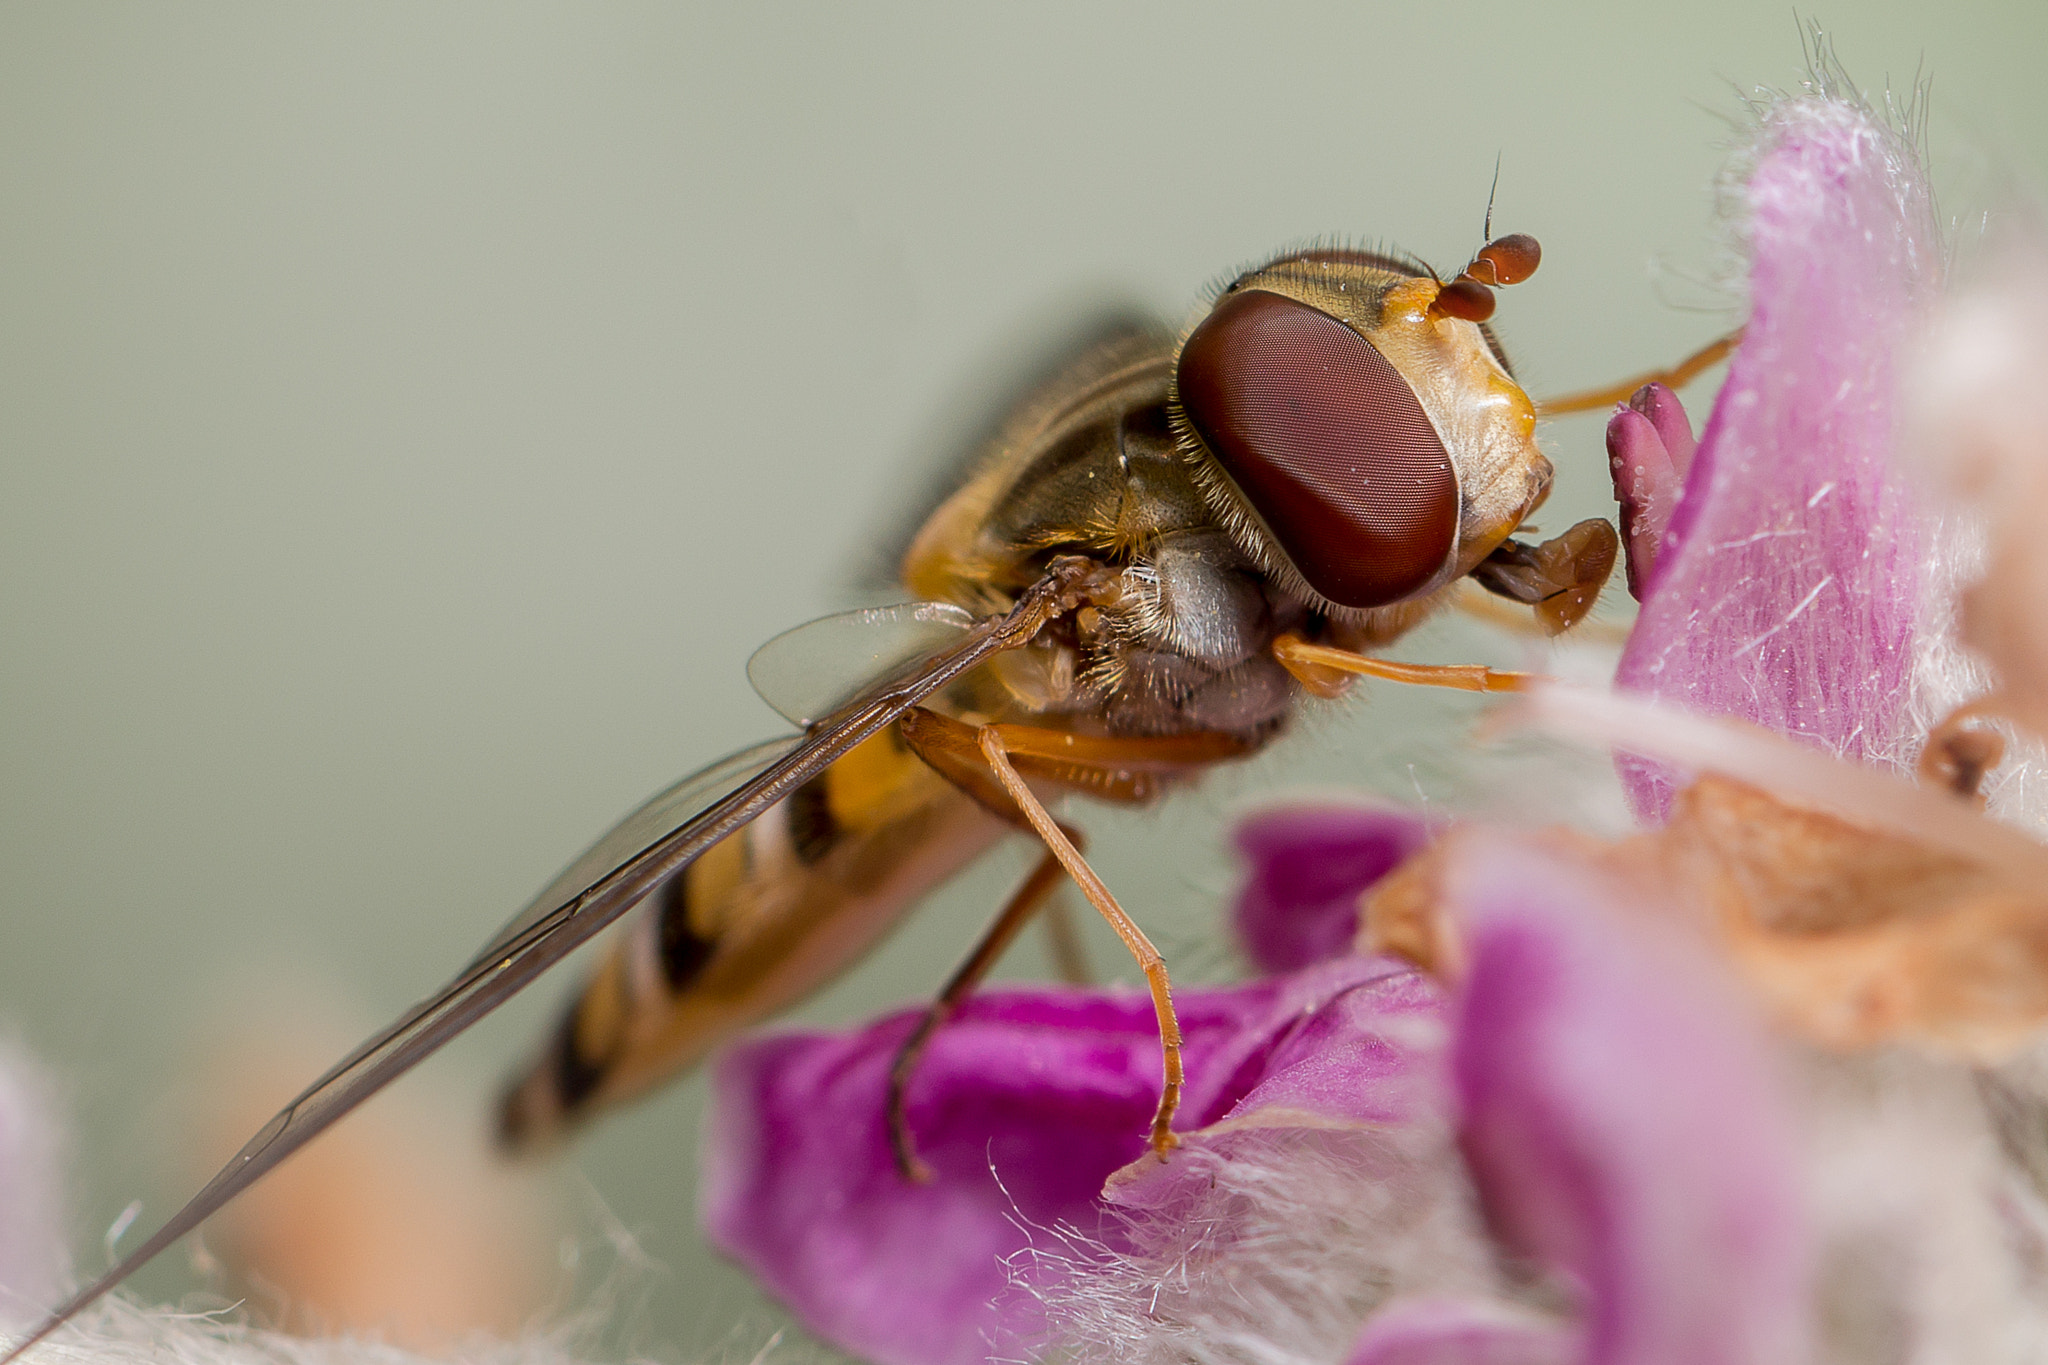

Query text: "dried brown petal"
[1368, 772, 2048, 1064]
[1359, 843, 1457, 975]
[1649, 776, 2048, 1061]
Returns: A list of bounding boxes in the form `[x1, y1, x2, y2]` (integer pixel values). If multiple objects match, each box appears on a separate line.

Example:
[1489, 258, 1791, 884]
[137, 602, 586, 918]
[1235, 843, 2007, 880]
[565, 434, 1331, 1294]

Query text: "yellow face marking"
[1378, 276, 1439, 325]
[1373, 279, 1534, 427]
[1356, 276, 1545, 559]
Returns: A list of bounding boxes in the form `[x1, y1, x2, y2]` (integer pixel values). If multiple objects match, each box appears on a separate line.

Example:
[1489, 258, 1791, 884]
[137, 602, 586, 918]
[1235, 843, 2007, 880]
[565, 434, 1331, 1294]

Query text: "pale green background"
[3, 3, 2044, 1360]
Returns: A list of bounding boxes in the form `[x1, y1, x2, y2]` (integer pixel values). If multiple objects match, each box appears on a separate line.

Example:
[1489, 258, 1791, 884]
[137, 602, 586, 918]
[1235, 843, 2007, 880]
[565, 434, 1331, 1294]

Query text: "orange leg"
[895, 708, 1236, 1164]
[1456, 581, 1631, 645]
[893, 704, 1101, 980]
[1535, 328, 1743, 417]
[889, 844, 1072, 1181]
[899, 706, 1252, 814]
[975, 725, 1183, 1159]
[1273, 633, 1539, 695]
[1039, 892, 1093, 986]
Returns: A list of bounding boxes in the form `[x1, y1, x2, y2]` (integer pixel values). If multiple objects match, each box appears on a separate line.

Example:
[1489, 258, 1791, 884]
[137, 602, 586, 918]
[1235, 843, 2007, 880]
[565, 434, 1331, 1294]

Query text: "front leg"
[1535, 329, 1742, 416]
[1468, 518, 1619, 635]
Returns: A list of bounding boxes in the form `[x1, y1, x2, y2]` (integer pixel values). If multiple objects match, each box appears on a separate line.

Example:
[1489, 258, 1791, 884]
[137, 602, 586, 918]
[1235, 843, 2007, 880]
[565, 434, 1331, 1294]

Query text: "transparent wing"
[465, 736, 795, 969]
[0, 569, 1070, 1363]
[747, 600, 975, 727]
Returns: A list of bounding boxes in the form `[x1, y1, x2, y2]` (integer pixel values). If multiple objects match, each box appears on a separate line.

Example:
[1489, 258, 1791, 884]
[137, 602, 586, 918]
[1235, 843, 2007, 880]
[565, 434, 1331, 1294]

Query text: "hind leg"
[886, 843, 1073, 1181]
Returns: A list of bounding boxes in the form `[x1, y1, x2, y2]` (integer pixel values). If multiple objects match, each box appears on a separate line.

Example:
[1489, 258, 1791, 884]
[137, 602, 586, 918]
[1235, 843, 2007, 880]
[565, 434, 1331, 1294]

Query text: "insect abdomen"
[497, 724, 1000, 1152]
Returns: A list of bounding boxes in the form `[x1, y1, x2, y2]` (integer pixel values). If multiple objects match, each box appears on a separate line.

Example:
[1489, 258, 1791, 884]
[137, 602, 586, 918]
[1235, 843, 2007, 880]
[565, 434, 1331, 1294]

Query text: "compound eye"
[1176, 289, 1457, 608]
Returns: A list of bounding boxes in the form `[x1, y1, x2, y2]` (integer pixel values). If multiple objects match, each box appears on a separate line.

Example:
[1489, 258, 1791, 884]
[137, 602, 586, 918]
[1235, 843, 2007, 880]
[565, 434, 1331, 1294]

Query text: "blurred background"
[3, 3, 2044, 1359]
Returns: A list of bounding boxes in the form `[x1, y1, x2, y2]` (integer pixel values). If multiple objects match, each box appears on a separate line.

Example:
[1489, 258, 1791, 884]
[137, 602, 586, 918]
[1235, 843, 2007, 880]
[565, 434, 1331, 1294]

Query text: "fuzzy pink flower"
[702, 959, 1432, 1365]
[1614, 94, 1942, 816]
[1446, 838, 1808, 1365]
[1604, 382, 1698, 600]
[702, 835, 1807, 1365]
[1233, 804, 1433, 974]
[699, 79, 1948, 1365]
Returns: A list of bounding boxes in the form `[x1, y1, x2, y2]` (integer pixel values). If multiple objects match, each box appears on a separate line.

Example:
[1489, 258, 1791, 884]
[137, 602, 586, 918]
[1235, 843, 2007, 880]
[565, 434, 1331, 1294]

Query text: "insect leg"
[899, 705, 1252, 808]
[1467, 517, 1620, 635]
[974, 725, 1184, 1160]
[1040, 892, 1093, 986]
[887, 844, 1070, 1181]
[895, 709, 1246, 1160]
[1273, 632, 1537, 696]
[897, 693, 1094, 977]
[1454, 582, 1632, 645]
[1534, 328, 1743, 416]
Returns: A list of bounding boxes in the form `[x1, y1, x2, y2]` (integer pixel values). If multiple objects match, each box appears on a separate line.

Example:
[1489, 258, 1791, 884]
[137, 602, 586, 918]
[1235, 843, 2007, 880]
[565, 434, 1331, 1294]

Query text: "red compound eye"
[1177, 289, 1457, 608]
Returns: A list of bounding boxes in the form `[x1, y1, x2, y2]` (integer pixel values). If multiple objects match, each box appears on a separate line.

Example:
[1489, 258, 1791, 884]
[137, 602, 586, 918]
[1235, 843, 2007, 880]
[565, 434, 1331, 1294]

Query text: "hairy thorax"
[901, 342, 1436, 745]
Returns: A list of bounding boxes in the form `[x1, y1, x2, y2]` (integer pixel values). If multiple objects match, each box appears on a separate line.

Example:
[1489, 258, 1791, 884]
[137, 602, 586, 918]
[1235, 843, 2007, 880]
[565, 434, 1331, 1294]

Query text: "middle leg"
[1273, 632, 1538, 699]
[974, 725, 1185, 1159]
[894, 708, 1241, 1163]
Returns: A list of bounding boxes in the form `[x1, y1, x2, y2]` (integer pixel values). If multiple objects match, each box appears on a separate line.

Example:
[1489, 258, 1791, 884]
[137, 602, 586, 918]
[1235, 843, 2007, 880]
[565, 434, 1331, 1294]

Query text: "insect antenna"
[1484, 151, 1502, 242]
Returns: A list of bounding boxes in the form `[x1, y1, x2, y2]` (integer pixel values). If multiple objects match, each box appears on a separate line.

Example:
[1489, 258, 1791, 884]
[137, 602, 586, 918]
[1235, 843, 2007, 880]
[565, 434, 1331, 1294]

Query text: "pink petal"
[1445, 835, 1809, 1365]
[1032, 964, 1461, 1364]
[1630, 380, 1700, 481]
[1233, 804, 1435, 974]
[1605, 384, 1697, 601]
[702, 959, 1419, 1365]
[1616, 97, 1941, 817]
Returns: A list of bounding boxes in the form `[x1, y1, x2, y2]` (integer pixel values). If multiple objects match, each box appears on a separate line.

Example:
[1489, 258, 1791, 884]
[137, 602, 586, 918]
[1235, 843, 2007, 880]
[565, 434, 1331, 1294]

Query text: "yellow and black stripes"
[656, 872, 717, 988]
[497, 724, 1002, 1153]
[783, 775, 839, 866]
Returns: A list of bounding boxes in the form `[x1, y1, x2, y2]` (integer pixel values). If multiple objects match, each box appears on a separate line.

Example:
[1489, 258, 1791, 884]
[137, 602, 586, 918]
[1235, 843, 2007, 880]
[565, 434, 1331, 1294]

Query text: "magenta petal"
[1605, 385, 1695, 601]
[1446, 836, 1809, 1365]
[1233, 804, 1435, 973]
[1207, 960, 1440, 1126]
[1033, 964, 1461, 1363]
[1616, 97, 1940, 817]
[704, 994, 1171, 1365]
[1630, 381, 1699, 479]
[703, 959, 1416, 1365]
[1346, 1298, 1578, 1365]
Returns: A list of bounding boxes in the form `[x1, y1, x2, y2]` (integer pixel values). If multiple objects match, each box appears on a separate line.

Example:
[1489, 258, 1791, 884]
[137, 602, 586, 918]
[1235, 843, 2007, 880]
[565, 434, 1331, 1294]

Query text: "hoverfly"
[4, 232, 1737, 1358]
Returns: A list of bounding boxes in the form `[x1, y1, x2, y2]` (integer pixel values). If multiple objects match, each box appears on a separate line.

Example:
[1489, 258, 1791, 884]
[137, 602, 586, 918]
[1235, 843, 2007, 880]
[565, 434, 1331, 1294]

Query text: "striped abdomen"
[497, 723, 1002, 1151]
